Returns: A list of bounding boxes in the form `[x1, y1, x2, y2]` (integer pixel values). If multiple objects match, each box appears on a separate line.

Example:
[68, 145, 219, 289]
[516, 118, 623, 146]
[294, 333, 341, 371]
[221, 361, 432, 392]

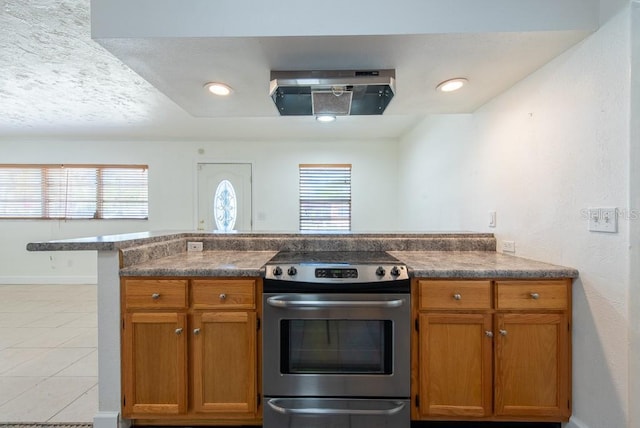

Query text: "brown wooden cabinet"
[413, 278, 571, 422]
[191, 279, 258, 417]
[123, 311, 188, 416]
[122, 279, 189, 417]
[121, 277, 260, 424]
[494, 279, 571, 419]
[418, 311, 493, 417]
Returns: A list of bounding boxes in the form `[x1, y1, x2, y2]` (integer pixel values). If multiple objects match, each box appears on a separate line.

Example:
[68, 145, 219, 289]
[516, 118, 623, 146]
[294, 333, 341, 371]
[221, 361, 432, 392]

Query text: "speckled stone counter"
[389, 251, 578, 279]
[27, 231, 497, 253]
[28, 231, 579, 279]
[119, 249, 578, 279]
[113, 233, 497, 269]
[119, 250, 278, 277]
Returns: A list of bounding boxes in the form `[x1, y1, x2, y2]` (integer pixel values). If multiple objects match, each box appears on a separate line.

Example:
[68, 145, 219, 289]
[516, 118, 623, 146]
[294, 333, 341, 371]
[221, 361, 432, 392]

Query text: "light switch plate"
[489, 211, 496, 228]
[588, 208, 618, 233]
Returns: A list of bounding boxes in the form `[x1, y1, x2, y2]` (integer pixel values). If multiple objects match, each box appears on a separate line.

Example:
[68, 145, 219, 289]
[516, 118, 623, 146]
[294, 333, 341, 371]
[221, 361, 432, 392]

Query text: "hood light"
[436, 78, 468, 92]
[205, 82, 233, 96]
[316, 115, 336, 123]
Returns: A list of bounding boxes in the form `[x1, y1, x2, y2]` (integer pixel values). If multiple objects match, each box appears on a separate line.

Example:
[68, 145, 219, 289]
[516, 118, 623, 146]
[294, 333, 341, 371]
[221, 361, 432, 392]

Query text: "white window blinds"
[299, 164, 351, 231]
[0, 164, 149, 219]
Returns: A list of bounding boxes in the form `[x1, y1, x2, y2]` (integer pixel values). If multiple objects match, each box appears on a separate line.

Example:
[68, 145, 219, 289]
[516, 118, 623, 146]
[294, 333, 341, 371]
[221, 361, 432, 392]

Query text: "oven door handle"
[266, 296, 406, 308]
[266, 398, 406, 416]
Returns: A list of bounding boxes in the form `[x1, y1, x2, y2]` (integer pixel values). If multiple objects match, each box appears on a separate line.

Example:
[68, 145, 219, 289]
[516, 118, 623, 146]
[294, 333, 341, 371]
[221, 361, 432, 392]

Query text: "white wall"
[396, 114, 473, 231]
[399, 5, 631, 428]
[0, 138, 398, 284]
[628, 2, 640, 427]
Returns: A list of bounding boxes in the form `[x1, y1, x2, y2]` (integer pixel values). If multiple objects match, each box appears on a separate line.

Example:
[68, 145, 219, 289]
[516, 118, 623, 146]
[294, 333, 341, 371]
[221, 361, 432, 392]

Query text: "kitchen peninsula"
[27, 232, 578, 428]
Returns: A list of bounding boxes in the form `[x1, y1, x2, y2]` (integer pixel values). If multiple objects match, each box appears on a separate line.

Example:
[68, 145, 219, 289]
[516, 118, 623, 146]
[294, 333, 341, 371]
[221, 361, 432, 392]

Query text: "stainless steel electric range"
[262, 251, 410, 428]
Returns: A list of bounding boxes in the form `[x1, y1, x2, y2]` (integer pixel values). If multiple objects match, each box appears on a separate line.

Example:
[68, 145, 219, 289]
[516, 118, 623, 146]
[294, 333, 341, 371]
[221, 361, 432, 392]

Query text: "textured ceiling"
[0, 0, 594, 141]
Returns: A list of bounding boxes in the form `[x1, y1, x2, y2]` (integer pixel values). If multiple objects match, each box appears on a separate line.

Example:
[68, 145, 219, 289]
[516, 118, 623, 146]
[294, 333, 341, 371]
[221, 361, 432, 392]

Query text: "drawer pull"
[485, 331, 494, 338]
[453, 293, 462, 300]
[530, 292, 540, 300]
[151, 293, 160, 300]
[219, 293, 227, 301]
[499, 329, 508, 336]
[193, 328, 200, 336]
[175, 328, 183, 335]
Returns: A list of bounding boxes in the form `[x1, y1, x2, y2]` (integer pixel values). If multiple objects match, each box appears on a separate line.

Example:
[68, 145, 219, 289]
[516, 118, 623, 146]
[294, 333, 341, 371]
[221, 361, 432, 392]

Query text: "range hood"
[269, 70, 396, 116]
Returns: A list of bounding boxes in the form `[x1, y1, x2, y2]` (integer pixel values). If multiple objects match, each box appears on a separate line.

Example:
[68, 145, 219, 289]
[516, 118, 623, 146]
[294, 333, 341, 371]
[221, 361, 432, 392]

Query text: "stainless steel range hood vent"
[269, 70, 395, 116]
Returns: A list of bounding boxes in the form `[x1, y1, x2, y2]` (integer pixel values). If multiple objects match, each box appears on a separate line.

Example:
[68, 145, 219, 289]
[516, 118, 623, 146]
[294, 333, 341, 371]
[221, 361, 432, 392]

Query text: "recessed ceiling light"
[316, 115, 336, 123]
[204, 82, 233, 96]
[436, 78, 468, 92]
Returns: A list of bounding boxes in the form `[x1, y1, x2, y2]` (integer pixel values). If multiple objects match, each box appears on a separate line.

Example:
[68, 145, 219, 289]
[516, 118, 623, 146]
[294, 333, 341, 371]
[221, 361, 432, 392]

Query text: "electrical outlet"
[187, 241, 203, 252]
[502, 240, 515, 253]
[588, 208, 618, 233]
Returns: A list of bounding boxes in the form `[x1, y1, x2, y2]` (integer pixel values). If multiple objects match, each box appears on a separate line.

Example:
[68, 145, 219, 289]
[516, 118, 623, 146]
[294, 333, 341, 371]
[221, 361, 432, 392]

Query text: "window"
[213, 179, 237, 231]
[299, 164, 351, 231]
[0, 164, 149, 219]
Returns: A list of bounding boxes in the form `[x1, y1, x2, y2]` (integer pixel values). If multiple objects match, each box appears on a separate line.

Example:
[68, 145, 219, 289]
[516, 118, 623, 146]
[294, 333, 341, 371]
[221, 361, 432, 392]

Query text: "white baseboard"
[0, 275, 97, 285]
[93, 411, 125, 428]
[565, 416, 590, 428]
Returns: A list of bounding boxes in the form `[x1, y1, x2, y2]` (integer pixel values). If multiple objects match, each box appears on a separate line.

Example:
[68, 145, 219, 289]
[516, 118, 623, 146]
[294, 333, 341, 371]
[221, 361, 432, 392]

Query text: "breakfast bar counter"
[27, 231, 578, 428]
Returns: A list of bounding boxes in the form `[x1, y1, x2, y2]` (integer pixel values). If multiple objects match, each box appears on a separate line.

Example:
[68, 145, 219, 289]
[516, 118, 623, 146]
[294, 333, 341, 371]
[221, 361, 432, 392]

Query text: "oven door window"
[281, 319, 392, 374]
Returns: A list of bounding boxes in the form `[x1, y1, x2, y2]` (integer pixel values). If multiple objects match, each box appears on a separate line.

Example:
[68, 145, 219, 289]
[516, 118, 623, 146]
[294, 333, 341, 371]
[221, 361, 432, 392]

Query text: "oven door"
[262, 293, 410, 398]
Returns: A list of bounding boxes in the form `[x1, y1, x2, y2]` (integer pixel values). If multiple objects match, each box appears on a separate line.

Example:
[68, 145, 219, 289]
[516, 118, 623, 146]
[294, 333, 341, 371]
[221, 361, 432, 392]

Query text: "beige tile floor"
[0, 284, 98, 423]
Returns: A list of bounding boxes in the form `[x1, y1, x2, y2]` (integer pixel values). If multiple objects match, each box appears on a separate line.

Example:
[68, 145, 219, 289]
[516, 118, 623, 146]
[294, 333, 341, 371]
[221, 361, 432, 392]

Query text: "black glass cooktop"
[267, 251, 400, 265]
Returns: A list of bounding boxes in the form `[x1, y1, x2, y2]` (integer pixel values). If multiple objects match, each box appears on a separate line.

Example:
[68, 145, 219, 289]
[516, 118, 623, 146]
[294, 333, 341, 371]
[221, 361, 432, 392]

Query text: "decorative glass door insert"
[214, 179, 237, 231]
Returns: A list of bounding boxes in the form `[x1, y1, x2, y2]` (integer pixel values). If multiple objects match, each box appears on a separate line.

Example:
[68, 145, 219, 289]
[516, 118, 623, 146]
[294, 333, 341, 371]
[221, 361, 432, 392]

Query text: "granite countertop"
[119, 250, 278, 277]
[389, 251, 578, 279]
[27, 231, 193, 251]
[27, 231, 496, 252]
[119, 249, 578, 279]
[27, 230, 577, 279]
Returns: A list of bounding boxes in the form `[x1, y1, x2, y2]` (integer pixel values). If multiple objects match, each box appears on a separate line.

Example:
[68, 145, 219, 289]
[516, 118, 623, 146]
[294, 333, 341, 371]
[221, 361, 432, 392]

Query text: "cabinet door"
[122, 312, 187, 416]
[494, 313, 570, 418]
[418, 313, 493, 418]
[192, 311, 257, 416]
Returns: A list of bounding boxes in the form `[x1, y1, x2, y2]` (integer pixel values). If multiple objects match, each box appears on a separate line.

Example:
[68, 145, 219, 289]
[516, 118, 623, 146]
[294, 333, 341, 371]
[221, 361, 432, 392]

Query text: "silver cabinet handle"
[175, 328, 183, 335]
[151, 293, 160, 300]
[530, 292, 540, 299]
[193, 328, 200, 335]
[219, 293, 227, 301]
[453, 293, 462, 300]
[267, 296, 405, 309]
[499, 329, 508, 336]
[267, 399, 405, 416]
[485, 331, 494, 338]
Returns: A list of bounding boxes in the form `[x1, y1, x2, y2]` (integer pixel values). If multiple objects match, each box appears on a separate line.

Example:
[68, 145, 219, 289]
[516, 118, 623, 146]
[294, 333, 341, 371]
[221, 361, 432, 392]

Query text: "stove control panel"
[265, 263, 409, 283]
[315, 268, 358, 279]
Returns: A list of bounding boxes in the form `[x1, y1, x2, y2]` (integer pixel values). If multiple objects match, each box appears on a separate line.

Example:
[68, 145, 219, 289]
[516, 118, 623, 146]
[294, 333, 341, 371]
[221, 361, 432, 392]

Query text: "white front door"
[197, 163, 252, 231]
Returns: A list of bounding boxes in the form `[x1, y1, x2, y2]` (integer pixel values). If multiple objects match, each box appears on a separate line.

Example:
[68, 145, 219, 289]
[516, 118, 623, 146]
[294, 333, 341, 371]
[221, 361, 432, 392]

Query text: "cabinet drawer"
[191, 279, 256, 309]
[124, 279, 188, 309]
[419, 280, 492, 310]
[496, 280, 568, 310]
